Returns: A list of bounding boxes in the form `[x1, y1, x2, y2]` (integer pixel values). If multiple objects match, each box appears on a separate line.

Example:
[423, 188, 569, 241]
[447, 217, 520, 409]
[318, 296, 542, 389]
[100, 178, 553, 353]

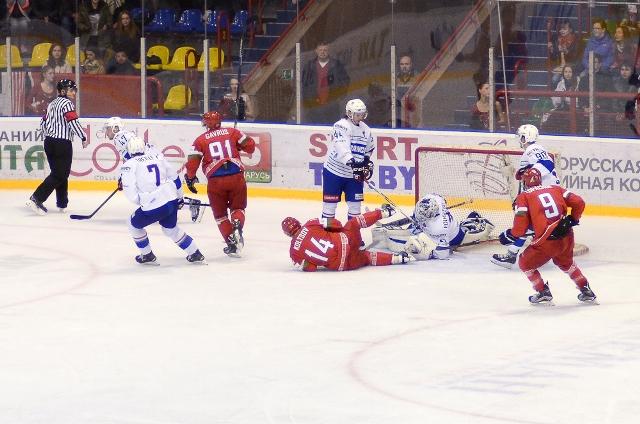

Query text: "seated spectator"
[106, 50, 136, 75]
[548, 20, 578, 74]
[551, 64, 578, 110]
[611, 25, 637, 72]
[577, 54, 613, 111]
[470, 81, 505, 130]
[77, 0, 112, 56]
[27, 65, 57, 116]
[612, 63, 638, 120]
[108, 10, 140, 63]
[82, 47, 106, 74]
[218, 78, 256, 121]
[47, 43, 73, 74]
[580, 18, 615, 75]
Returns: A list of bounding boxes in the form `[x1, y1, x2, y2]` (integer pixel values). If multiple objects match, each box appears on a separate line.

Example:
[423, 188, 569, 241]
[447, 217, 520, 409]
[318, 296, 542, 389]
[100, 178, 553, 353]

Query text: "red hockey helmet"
[522, 167, 542, 188]
[282, 217, 302, 237]
[202, 111, 222, 130]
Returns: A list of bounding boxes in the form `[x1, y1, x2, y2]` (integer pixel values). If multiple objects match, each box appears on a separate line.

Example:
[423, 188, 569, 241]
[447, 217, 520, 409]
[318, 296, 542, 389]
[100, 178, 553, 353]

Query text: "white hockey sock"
[322, 202, 337, 218]
[162, 225, 198, 255]
[128, 221, 152, 255]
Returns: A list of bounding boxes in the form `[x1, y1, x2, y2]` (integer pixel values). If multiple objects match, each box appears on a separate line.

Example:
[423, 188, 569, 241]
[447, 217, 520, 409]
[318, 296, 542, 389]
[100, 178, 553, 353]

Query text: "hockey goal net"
[415, 146, 553, 240]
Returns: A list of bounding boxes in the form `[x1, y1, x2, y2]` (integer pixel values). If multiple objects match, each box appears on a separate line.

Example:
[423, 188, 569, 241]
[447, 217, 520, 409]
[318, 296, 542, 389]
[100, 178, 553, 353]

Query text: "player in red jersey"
[281, 207, 413, 271]
[499, 168, 596, 304]
[184, 111, 256, 256]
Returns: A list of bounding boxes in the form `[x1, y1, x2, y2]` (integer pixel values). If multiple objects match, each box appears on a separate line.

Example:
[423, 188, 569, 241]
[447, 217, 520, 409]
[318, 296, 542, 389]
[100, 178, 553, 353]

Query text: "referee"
[27, 79, 89, 215]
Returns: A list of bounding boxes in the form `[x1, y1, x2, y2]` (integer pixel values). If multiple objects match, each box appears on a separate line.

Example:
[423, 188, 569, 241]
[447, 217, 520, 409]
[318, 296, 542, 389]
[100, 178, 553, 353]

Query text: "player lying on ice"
[499, 167, 596, 304]
[370, 193, 495, 260]
[282, 207, 414, 272]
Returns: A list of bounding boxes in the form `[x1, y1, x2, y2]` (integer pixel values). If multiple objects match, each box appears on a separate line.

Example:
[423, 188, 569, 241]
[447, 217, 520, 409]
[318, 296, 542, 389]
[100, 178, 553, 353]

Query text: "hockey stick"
[365, 180, 417, 224]
[69, 188, 119, 220]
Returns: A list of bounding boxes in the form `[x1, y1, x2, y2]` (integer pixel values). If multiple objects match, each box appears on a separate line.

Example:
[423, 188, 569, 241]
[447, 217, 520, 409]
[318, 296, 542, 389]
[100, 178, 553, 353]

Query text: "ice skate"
[135, 251, 158, 265]
[223, 238, 240, 258]
[26, 195, 48, 215]
[392, 251, 414, 264]
[186, 249, 206, 264]
[577, 283, 598, 303]
[491, 251, 517, 269]
[529, 283, 554, 305]
[231, 219, 244, 252]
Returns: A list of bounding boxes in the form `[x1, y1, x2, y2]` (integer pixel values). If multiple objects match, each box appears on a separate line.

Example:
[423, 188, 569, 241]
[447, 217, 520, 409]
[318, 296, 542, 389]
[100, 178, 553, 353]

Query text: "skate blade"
[579, 298, 599, 305]
[490, 260, 514, 269]
[530, 300, 555, 307]
[138, 261, 160, 266]
[26, 201, 46, 215]
[189, 260, 208, 265]
[226, 252, 241, 258]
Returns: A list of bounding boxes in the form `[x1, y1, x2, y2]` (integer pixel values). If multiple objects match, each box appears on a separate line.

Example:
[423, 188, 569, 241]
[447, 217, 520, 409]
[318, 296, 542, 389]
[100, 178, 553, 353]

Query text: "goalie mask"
[282, 217, 302, 237]
[415, 195, 440, 222]
[346, 99, 367, 123]
[516, 124, 539, 149]
[202, 111, 222, 130]
[522, 167, 542, 188]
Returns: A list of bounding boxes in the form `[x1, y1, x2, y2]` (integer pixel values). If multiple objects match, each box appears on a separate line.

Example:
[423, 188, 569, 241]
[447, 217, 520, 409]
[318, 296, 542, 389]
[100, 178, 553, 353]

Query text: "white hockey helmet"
[104, 116, 124, 133]
[346, 98, 368, 121]
[126, 135, 146, 156]
[516, 124, 539, 148]
[415, 195, 440, 221]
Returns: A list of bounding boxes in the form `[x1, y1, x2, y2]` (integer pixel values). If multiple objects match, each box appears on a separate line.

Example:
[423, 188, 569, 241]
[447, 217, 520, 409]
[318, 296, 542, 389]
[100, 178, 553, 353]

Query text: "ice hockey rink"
[1, 189, 639, 424]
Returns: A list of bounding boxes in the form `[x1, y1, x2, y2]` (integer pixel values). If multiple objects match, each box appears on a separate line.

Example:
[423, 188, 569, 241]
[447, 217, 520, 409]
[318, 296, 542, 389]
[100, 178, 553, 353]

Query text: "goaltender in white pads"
[371, 194, 495, 260]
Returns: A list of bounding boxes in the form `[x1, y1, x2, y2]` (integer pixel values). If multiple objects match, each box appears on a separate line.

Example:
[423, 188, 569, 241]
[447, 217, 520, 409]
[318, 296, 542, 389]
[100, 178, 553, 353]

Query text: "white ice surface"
[1, 190, 639, 424]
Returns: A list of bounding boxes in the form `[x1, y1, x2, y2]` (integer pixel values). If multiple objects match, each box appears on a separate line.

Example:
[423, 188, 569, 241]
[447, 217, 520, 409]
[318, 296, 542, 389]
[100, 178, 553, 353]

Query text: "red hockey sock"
[366, 250, 393, 266]
[561, 261, 588, 288]
[523, 269, 545, 292]
[215, 216, 233, 240]
[230, 209, 245, 227]
[360, 210, 383, 227]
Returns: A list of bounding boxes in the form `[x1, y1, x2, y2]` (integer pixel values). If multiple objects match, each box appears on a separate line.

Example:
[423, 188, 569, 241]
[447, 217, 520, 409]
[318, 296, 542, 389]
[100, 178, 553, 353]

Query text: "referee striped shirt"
[40, 96, 87, 141]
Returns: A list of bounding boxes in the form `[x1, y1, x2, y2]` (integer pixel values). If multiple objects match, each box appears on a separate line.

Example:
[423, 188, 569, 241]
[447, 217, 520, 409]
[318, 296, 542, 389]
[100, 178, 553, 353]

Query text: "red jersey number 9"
[208, 139, 233, 160]
[538, 192, 560, 218]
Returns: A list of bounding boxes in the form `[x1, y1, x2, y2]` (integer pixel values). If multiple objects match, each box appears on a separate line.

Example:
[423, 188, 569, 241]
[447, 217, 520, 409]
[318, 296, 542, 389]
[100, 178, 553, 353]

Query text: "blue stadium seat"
[230, 10, 248, 36]
[173, 9, 204, 33]
[145, 8, 177, 33]
[205, 10, 228, 34]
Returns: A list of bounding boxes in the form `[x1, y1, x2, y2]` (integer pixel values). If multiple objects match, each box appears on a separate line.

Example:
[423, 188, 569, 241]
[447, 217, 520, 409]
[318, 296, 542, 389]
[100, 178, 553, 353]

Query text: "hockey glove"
[380, 203, 395, 219]
[549, 215, 579, 240]
[184, 174, 199, 194]
[347, 159, 366, 182]
[117, 176, 123, 191]
[515, 165, 532, 180]
[188, 198, 203, 222]
[362, 157, 374, 181]
[499, 229, 517, 245]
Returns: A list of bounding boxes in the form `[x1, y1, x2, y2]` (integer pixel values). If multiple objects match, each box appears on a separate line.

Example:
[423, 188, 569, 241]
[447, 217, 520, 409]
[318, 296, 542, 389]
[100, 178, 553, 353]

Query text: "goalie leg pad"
[383, 227, 412, 253]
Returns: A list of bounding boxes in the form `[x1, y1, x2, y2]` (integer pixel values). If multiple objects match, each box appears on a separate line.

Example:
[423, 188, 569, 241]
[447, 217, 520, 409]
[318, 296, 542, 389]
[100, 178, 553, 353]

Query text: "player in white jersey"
[322, 99, 375, 220]
[371, 194, 495, 260]
[104, 116, 158, 161]
[120, 136, 204, 265]
[491, 124, 560, 268]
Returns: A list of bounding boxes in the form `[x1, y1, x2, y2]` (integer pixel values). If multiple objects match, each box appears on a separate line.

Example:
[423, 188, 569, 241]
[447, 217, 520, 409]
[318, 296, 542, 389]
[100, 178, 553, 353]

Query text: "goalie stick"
[70, 188, 119, 220]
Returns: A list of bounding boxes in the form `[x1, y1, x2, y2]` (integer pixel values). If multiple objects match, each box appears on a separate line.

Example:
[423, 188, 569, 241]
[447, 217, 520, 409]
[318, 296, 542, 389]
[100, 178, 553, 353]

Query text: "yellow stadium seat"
[28, 42, 52, 67]
[197, 47, 225, 71]
[65, 44, 86, 67]
[164, 84, 192, 111]
[162, 46, 197, 71]
[0, 44, 24, 68]
[134, 45, 170, 70]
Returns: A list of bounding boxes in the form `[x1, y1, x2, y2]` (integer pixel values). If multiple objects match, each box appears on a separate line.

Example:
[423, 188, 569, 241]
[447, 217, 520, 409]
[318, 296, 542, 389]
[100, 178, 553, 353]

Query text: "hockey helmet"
[516, 124, 539, 149]
[522, 167, 542, 188]
[126, 136, 146, 156]
[104, 116, 124, 133]
[56, 79, 77, 94]
[415, 195, 440, 221]
[282, 217, 302, 237]
[346, 98, 368, 122]
[202, 111, 222, 130]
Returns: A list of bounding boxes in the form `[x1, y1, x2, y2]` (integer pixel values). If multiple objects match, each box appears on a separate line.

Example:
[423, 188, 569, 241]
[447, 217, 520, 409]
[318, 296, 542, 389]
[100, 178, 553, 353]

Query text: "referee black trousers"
[33, 137, 73, 208]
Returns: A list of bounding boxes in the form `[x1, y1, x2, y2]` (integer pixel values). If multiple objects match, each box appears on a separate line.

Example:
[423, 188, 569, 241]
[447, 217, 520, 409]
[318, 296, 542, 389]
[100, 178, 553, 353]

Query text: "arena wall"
[1, 117, 639, 217]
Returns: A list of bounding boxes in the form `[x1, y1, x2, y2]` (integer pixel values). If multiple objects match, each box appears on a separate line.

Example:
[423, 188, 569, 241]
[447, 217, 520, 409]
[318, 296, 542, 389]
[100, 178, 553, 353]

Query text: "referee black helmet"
[57, 79, 77, 95]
